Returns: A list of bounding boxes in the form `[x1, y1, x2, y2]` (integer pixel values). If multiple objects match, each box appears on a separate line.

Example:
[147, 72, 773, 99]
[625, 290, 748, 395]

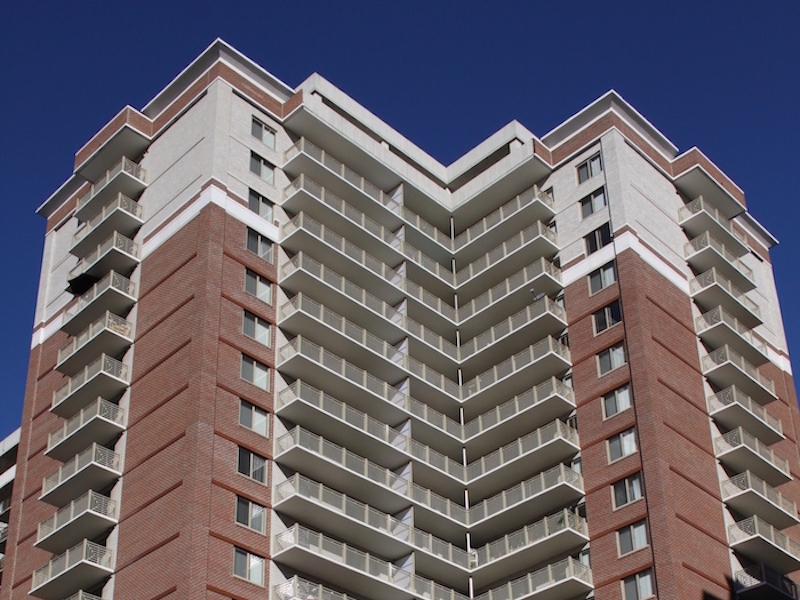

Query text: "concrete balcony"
[729, 516, 800, 573]
[735, 563, 800, 600]
[63, 593, 103, 600]
[702, 345, 776, 402]
[56, 312, 134, 376]
[685, 231, 755, 292]
[71, 192, 144, 257]
[678, 196, 749, 257]
[690, 268, 761, 328]
[696, 306, 769, 367]
[707, 387, 783, 445]
[61, 271, 137, 336]
[51, 354, 129, 418]
[474, 556, 593, 600]
[722, 471, 798, 529]
[46, 398, 125, 462]
[35, 491, 118, 553]
[75, 156, 146, 222]
[40, 443, 122, 506]
[30, 539, 113, 600]
[715, 427, 790, 487]
[0, 523, 6, 552]
[274, 524, 470, 600]
[67, 232, 140, 295]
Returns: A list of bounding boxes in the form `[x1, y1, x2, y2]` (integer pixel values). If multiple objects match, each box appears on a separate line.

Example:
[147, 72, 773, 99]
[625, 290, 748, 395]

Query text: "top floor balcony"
[74, 157, 146, 222]
[678, 196, 749, 257]
[71, 192, 144, 258]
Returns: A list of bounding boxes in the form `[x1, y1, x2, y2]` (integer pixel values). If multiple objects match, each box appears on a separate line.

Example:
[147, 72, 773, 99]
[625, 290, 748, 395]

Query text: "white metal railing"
[275, 524, 471, 600]
[689, 268, 760, 318]
[734, 563, 799, 598]
[31, 539, 114, 590]
[455, 221, 557, 286]
[48, 397, 125, 451]
[63, 593, 104, 600]
[473, 556, 592, 600]
[678, 196, 748, 245]
[41, 443, 121, 496]
[73, 192, 143, 246]
[684, 232, 754, 282]
[462, 336, 570, 397]
[721, 471, 796, 517]
[714, 427, 789, 474]
[0, 523, 7, 544]
[37, 490, 117, 543]
[707, 387, 781, 434]
[728, 515, 800, 560]
[457, 257, 562, 321]
[52, 354, 129, 408]
[453, 185, 554, 250]
[63, 271, 137, 323]
[399, 206, 452, 248]
[702, 345, 775, 394]
[76, 157, 145, 213]
[69, 232, 140, 280]
[57, 312, 134, 365]
[695, 307, 767, 356]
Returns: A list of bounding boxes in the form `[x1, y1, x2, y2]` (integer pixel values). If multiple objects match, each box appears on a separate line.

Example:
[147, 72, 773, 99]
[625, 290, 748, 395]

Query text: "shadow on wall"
[702, 576, 735, 600]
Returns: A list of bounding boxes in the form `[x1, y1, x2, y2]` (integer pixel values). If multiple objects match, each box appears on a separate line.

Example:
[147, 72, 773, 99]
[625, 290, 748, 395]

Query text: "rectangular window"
[241, 354, 270, 392]
[239, 398, 269, 437]
[598, 342, 626, 375]
[581, 187, 607, 218]
[236, 496, 266, 533]
[251, 117, 276, 149]
[603, 384, 632, 418]
[613, 472, 644, 508]
[585, 222, 612, 254]
[623, 569, 654, 599]
[248, 189, 273, 221]
[618, 520, 648, 555]
[249, 152, 274, 185]
[594, 300, 622, 333]
[608, 428, 637, 462]
[243, 310, 271, 347]
[589, 261, 616, 294]
[237, 446, 267, 484]
[247, 228, 274, 262]
[233, 546, 265, 586]
[245, 269, 272, 304]
[577, 153, 603, 183]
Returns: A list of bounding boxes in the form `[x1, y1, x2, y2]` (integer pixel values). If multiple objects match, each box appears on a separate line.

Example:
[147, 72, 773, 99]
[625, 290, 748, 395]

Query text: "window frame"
[237, 446, 267, 484]
[243, 310, 271, 348]
[233, 546, 266, 586]
[577, 153, 603, 184]
[235, 495, 267, 534]
[612, 472, 644, 509]
[603, 383, 632, 419]
[622, 569, 654, 599]
[617, 519, 648, 556]
[248, 189, 273, 222]
[239, 398, 269, 437]
[251, 117, 276, 150]
[594, 300, 622, 334]
[245, 268, 273, 305]
[589, 261, 617, 295]
[585, 222, 613, 255]
[598, 342, 626, 376]
[247, 227, 274, 262]
[241, 354, 270, 392]
[249, 152, 274, 185]
[580, 187, 607, 219]
[608, 427, 638, 462]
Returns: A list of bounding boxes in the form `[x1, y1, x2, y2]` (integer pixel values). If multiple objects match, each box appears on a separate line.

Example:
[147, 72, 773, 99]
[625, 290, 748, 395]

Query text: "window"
[248, 189, 273, 221]
[245, 269, 272, 304]
[239, 399, 269, 437]
[585, 222, 612, 254]
[589, 261, 616, 294]
[577, 153, 603, 183]
[608, 428, 637, 462]
[623, 569, 654, 599]
[243, 310, 271, 347]
[594, 300, 622, 333]
[236, 496, 266, 533]
[603, 384, 632, 418]
[247, 228, 273, 262]
[233, 547, 265, 585]
[618, 520, 648, 555]
[613, 472, 644, 508]
[598, 342, 626, 375]
[581, 187, 607, 218]
[237, 447, 267, 484]
[251, 117, 275, 149]
[241, 354, 270, 392]
[249, 152, 274, 185]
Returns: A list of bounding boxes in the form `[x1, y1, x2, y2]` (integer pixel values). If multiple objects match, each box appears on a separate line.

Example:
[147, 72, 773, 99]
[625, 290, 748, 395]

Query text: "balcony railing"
[678, 196, 748, 247]
[72, 192, 143, 247]
[734, 563, 800, 599]
[473, 556, 592, 600]
[685, 231, 754, 283]
[689, 268, 760, 321]
[722, 471, 797, 518]
[30, 539, 113, 593]
[41, 444, 121, 498]
[52, 354, 129, 412]
[702, 345, 775, 396]
[76, 157, 145, 213]
[729, 516, 800, 559]
[696, 307, 768, 359]
[63, 593, 104, 600]
[68, 232, 140, 280]
[36, 490, 117, 546]
[715, 428, 789, 476]
[57, 312, 134, 367]
[62, 271, 137, 328]
[707, 387, 782, 436]
[47, 398, 125, 455]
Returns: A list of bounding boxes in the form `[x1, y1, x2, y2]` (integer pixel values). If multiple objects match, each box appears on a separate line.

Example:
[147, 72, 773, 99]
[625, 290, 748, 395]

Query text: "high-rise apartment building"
[3, 39, 799, 600]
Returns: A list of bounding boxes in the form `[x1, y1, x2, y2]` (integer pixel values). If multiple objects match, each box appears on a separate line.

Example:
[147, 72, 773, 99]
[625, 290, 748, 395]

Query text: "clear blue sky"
[1, 1, 799, 439]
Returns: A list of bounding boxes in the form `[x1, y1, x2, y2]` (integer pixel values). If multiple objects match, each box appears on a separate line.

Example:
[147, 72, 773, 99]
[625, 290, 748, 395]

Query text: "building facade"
[2, 39, 799, 600]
